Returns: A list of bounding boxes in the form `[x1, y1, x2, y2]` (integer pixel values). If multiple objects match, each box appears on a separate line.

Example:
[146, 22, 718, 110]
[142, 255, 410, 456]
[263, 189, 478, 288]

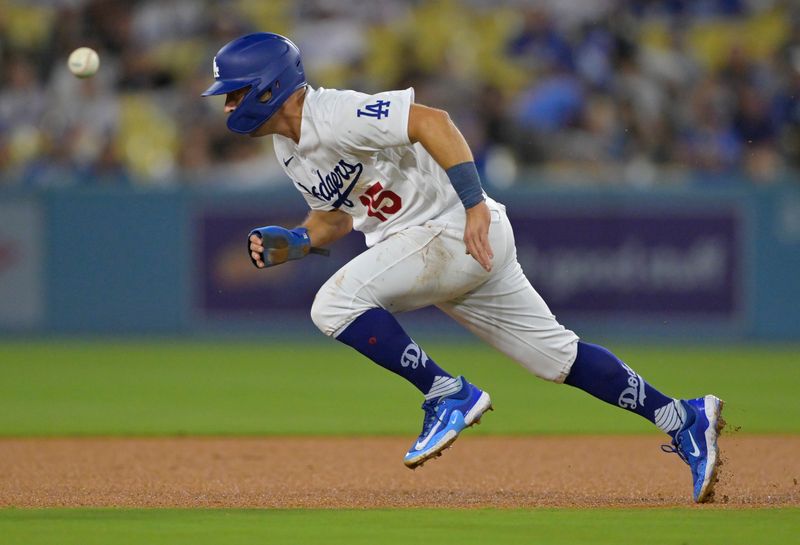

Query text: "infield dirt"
[1, 435, 797, 508]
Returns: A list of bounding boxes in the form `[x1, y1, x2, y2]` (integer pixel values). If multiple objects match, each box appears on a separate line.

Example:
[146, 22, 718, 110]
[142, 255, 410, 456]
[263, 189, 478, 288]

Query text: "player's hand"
[249, 234, 267, 268]
[463, 201, 493, 272]
[248, 226, 311, 268]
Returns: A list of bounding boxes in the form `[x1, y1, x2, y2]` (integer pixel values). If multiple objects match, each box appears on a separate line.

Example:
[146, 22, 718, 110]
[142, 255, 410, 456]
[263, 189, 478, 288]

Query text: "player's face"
[224, 86, 250, 114]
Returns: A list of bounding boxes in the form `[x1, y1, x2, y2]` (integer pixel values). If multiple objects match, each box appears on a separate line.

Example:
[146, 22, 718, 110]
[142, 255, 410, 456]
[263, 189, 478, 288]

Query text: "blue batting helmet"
[202, 32, 306, 134]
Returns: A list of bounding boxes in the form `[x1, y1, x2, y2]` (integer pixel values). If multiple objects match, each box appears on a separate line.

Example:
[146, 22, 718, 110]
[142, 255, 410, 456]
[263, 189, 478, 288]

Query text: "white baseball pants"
[310, 199, 579, 382]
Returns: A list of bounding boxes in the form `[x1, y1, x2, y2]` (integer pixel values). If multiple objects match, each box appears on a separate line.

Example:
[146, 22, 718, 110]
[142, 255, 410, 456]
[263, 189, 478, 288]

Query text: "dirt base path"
[1, 436, 798, 508]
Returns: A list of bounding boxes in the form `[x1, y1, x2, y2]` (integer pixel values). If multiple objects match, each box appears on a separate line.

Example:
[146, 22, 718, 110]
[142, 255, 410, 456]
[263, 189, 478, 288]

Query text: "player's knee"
[309, 290, 336, 336]
[310, 279, 361, 337]
[508, 335, 579, 384]
[312, 267, 378, 337]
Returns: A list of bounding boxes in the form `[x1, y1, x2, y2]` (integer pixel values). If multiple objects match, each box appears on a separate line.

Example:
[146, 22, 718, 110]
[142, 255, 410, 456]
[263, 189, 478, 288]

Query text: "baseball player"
[202, 32, 724, 502]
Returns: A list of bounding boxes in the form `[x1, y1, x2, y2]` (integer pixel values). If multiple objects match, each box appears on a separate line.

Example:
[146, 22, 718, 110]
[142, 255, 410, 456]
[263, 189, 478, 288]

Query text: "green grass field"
[0, 341, 798, 435]
[1, 340, 798, 544]
[1, 508, 798, 545]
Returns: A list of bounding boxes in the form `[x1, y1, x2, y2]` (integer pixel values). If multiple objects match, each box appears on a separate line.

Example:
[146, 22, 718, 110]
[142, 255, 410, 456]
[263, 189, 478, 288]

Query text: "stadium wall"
[1, 183, 798, 341]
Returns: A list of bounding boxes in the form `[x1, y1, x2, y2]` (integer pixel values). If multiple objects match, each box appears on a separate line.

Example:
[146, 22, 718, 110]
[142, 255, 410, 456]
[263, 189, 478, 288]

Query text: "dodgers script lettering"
[298, 160, 363, 209]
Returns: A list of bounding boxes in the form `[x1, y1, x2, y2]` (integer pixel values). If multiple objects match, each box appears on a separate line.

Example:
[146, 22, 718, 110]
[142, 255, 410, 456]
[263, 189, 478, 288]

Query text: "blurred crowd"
[1, 0, 800, 189]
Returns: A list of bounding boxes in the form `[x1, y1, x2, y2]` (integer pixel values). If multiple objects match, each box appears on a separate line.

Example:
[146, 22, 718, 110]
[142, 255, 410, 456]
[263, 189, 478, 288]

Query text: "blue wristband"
[446, 161, 485, 209]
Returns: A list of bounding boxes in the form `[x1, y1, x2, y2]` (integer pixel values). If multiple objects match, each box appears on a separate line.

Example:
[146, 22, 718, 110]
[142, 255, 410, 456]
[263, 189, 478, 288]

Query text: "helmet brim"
[201, 78, 253, 97]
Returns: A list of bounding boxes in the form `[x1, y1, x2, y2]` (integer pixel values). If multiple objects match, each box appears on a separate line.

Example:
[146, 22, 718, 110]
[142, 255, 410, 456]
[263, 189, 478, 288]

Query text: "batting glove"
[248, 226, 311, 268]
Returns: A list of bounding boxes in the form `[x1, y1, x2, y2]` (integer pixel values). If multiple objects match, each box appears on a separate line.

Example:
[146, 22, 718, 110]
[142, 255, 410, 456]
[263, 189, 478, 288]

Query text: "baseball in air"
[67, 47, 100, 78]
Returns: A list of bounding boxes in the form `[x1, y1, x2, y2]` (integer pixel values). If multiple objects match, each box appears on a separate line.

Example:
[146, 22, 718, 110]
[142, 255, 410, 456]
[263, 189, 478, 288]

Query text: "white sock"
[425, 376, 461, 400]
[654, 400, 687, 435]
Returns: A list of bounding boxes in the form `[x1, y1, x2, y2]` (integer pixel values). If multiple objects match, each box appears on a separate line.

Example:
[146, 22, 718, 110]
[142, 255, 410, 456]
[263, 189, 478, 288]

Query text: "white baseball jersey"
[273, 86, 463, 247]
[279, 87, 580, 381]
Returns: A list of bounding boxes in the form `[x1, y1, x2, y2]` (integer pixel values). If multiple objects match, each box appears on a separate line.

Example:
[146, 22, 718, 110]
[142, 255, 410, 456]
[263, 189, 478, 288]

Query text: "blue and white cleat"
[403, 376, 492, 469]
[662, 395, 725, 503]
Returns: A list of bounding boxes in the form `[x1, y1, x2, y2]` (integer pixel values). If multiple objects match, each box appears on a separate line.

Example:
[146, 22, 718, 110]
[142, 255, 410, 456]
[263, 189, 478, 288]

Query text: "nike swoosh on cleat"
[415, 410, 448, 451]
[283, 156, 294, 167]
[688, 432, 701, 457]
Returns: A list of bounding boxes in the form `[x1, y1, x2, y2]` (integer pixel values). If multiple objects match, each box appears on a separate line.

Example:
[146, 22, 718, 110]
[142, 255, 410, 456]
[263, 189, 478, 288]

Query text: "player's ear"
[259, 80, 279, 103]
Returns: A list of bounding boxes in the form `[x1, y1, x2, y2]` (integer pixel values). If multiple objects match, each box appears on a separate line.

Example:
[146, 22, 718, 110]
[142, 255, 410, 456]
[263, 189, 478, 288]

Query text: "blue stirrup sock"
[565, 341, 686, 437]
[335, 308, 459, 399]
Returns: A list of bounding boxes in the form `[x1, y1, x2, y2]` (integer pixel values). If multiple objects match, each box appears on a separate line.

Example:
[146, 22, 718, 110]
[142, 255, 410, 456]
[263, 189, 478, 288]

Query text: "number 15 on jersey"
[360, 182, 402, 222]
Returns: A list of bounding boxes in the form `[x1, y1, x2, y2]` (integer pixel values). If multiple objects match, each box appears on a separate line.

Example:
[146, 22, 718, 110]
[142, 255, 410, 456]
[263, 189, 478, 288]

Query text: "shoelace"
[418, 399, 440, 436]
[660, 442, 689, 464]
[660, 406, 690, 464]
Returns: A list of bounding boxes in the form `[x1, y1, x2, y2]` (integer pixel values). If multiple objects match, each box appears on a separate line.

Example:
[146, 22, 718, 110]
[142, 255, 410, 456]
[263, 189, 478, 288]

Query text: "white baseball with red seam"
[67, 47, 100, 78]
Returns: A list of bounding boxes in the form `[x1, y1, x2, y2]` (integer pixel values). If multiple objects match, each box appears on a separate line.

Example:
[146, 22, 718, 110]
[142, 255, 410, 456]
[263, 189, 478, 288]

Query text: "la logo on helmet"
[213, 57, 219, 78]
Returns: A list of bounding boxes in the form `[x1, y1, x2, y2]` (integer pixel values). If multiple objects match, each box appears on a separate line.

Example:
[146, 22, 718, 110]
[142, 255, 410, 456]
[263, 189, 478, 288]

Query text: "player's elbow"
[408, 104, 453, 143]
[428, 107, 452, 126]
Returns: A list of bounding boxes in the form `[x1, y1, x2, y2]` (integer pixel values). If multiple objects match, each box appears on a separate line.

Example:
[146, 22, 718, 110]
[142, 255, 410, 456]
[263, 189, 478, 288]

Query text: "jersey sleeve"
[330, 88, 414, 153]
